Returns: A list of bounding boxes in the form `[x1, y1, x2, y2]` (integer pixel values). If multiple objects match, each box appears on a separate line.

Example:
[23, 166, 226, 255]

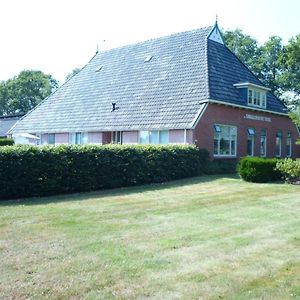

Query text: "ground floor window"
[139, 130, 169, 144]
[69, 132, 87, 145]
[247, 128, 255, 156]
[36, 134, 41, 145]
[112, 131, 123, 144]
[48, 133, 55, 145]
[260, 130, 267, 157]
[213, 124, 237, 156]
[286, 133, 292, 157]
[275, 131, 282, 157]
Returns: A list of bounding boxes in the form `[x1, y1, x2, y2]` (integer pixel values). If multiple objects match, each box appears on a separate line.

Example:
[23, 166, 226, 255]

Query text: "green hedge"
[0, 144, 209, 200]
[205, 159, 238, 174]
[237, 157, 282, 183]
[0, 138, 14, 146]
[275, 158, 300, 183]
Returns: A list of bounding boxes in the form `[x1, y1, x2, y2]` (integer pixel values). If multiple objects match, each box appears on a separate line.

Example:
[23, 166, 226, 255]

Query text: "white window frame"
[248, 88, 267, 109]
[139, 130, 169, 145]
[36, 133, 41, 146]
[260, 130, 267, 157]
[213, 124, 237, 157]
[69, 132, 87, 145]
[112, 131, 123, 144]
[247, 128, 255, 156]
[286, 133, 292, 157]
[275, 131, 282, 157]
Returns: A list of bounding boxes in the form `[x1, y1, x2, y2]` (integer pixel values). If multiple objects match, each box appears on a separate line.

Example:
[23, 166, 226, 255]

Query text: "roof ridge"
[97, 25, 214, 54]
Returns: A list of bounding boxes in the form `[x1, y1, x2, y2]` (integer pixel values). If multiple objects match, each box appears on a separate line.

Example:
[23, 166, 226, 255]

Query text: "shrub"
[0, 138, 14, 146]
[205, 159, 238, 174]
[275, 158, 300, 183]
[237, 157, 282, 183]
[0, 144, 209, 200]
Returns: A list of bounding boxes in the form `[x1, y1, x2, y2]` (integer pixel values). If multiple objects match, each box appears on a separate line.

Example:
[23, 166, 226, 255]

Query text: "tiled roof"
[207, 40, 287, 113]
[10, 25, 287, 134]
[0, 116, 22, 137]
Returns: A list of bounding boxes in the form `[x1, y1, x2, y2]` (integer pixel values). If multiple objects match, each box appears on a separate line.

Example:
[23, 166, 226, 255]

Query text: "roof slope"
[11, 27, 212, 134]
[0, 116, 22, 137]
[11, 24, 287, 134]
[207, 40, 287, 113]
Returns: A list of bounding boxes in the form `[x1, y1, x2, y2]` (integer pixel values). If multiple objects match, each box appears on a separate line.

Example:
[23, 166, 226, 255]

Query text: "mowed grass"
[1, 175, 300, 300]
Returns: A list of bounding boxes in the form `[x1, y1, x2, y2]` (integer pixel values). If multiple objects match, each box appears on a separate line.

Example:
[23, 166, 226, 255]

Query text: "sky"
[0, 0, 299, 84]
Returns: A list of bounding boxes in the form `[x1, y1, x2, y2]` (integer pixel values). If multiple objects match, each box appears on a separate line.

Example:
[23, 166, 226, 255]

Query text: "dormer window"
[234, 82, 270, 109]
[248, 89, 266, 108]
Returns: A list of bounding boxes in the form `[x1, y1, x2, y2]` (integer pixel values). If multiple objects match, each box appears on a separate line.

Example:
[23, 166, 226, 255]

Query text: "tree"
[224, 30, 298, 100]
[65, 68, 81, 82]
[0, 70, 58, 116]
[259, 36, 284, 96]
[223, 29, 262, 78]
[281, 34, 300, 95]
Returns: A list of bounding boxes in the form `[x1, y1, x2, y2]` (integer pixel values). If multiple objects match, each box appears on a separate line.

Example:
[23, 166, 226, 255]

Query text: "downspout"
[184, 129, 187, 144]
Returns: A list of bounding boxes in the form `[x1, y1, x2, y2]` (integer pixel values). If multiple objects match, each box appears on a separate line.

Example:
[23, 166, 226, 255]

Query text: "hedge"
[205, 159, 238, 174]
[0, 144, 209, 200]
[237, 157, 282, 183]
[0, 138, 14, 146]
[275, 158, 300, 183]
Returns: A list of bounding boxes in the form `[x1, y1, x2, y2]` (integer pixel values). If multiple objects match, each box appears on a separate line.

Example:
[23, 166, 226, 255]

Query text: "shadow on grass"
[0, 174, 239, 206]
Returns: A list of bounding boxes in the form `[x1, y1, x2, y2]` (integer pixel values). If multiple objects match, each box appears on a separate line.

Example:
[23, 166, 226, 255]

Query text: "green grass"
[1, 175, 300, 299]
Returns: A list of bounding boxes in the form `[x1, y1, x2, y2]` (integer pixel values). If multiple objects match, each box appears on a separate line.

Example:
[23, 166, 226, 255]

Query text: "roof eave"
[204, 99, 289, 116]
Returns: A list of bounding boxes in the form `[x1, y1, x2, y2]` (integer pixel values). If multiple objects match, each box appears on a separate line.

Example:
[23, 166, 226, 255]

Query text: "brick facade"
[194, 103, 300, 159]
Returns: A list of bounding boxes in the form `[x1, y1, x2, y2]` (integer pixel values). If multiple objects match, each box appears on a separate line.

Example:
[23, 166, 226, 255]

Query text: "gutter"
[202, 99, 289, 117]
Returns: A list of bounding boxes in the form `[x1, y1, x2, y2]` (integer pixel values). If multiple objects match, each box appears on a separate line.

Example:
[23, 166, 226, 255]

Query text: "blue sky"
[0, 0, 299, 83]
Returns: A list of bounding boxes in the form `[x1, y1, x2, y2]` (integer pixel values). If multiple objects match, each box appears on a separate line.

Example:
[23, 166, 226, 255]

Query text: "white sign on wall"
[244, 114, 271, 122]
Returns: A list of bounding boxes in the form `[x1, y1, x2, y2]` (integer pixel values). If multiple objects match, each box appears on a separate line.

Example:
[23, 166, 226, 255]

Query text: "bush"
[275, 158, 300, 183]
[0, 138, 14, 146]
[0, 144, 209, 200]
[237, 157, 282, 183]
[205, 159, 237, 174]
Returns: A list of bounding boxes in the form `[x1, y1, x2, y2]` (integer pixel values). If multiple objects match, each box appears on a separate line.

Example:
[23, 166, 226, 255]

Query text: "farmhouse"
[9, 23, 300, 158]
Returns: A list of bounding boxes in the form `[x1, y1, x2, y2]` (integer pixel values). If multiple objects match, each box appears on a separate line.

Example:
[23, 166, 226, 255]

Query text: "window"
[286, 133, 292, 157]
[159, 131, 169, 144]
[247, 128, 255, 156]
[260, 130, 267, 157]
[275, 131, 282, 157]
[139, 130, 169, 144]
[248, 88, 267, 108]
[48, 133, 55, 145]
[75, 133, 82, 144]
[69, 132, 87, 145]
[36, 134, 41, 146]
[112, 131, 123, 144]
[213, 124, 237, 156]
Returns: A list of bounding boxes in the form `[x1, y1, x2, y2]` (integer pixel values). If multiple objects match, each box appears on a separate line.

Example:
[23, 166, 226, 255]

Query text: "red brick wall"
[194, 103, 300, 159]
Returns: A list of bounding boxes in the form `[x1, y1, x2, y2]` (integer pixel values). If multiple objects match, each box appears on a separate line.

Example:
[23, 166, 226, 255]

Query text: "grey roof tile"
[0, 116, 21, 137]
[11, 25, 287, 134]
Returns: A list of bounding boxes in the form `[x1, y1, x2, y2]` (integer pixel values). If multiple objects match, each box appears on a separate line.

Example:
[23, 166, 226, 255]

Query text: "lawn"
[1, 175, 300, 299]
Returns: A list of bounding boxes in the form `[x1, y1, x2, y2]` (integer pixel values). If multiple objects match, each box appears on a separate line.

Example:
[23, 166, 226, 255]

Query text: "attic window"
[95, 65, 103, 72]
[214, 125, 221, 133]
[233, 83, 269, 109]
[247, 128, 255, 136]
[248, 89, 266, 108]
[144, 55, 153, 62]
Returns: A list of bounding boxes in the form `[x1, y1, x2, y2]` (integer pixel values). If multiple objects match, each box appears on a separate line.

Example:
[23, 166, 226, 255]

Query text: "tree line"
[0, 29, 299, 117]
